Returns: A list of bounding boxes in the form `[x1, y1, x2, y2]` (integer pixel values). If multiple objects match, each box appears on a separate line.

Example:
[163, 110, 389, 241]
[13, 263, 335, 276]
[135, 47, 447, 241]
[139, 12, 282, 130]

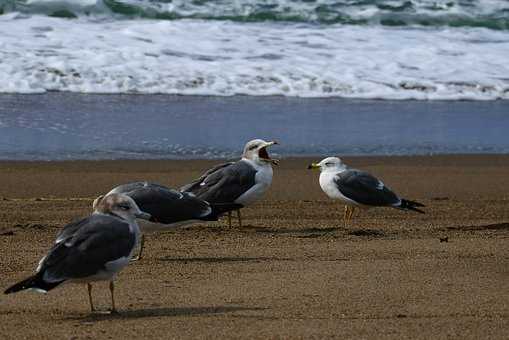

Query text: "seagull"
[93, 182, 241, 260]
[308, 157, 424, 225]
[181, 139, 279, 227]
[4, 193, 151, 313]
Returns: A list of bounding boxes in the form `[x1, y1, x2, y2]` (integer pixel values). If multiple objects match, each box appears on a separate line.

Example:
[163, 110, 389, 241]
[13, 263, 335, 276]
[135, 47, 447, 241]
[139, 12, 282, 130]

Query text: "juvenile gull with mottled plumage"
[4, 193, 151, 313]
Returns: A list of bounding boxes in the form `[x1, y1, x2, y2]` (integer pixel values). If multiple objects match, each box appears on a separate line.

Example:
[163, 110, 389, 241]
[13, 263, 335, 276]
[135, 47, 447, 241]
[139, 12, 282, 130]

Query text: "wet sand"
[1, 155, 508, 339]
[2, 94, 509, 160]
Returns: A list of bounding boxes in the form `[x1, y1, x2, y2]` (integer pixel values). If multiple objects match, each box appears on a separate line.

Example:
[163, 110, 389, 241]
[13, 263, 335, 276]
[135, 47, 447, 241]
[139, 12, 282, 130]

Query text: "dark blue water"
[0, 94, 508, 160]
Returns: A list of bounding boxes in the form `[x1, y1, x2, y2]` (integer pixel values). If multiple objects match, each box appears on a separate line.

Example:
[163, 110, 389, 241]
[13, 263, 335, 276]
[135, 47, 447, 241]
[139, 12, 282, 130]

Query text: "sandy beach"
[0, 155, 508, 339]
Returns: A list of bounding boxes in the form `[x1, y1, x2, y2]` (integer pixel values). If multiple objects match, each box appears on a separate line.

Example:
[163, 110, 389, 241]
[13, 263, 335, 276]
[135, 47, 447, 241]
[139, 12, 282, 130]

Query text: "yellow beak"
[307, 163, 320, 170]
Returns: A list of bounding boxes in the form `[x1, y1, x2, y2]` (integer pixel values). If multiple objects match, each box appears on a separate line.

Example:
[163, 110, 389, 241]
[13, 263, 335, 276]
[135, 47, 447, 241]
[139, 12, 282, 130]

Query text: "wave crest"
[1, 0, 509, 30]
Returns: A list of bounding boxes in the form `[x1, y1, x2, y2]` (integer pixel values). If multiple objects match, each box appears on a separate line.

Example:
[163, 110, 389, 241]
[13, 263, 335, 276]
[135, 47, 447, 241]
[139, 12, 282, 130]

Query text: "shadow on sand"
[158, 256, 293, 263]
[237, 225, 388, 239]
[194, 224, 341, 238]
[68, 305, 266, 321]
[447, 222, 509, 231]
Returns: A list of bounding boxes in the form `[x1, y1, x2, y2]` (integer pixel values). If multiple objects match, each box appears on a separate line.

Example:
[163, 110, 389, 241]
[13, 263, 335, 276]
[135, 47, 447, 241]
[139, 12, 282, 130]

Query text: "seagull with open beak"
[181, 139, 279, 227]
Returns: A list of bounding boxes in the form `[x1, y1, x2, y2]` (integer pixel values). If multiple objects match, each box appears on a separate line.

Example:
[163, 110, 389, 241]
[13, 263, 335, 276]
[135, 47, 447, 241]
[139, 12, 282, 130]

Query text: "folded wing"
[333, 170, 400, 207]
[181, 161, 257, 204]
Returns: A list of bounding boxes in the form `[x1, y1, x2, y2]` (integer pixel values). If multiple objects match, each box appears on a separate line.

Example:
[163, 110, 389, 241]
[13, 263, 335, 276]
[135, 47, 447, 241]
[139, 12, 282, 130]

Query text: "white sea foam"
[0, 14, 508, 99]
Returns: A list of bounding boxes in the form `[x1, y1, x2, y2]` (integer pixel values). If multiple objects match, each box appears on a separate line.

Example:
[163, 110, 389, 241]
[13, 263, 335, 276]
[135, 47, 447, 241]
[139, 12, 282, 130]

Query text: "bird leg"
[227, 211, 232, 228]
[130, 234, 145, 262]
[344, 206, 354, 226]
[87, 283, 95, 312]
[343, 206, 349, 223]
[347, 206, 356, 221]
[237, 209, 242, 228]
[109, 281, 118, 314]
[343, 206, 357, 225]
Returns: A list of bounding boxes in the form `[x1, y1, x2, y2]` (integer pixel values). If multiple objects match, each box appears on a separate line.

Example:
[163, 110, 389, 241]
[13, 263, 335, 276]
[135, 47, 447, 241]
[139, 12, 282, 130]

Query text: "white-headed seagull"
[181, 139, 279, 227]
[308, 157, 424, 225]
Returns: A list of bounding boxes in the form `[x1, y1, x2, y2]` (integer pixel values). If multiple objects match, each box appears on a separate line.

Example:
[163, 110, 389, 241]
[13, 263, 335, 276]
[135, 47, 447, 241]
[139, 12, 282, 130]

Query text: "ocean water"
[0, 94, 508, 160]
[0, 0, 509, 99]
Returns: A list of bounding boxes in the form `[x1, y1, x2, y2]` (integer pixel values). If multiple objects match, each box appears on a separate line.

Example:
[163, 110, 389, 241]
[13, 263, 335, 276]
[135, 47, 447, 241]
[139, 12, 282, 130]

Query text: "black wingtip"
[4, 276, 37, 294]
[399, 199, 426, 214]
[408, 206, 426, 214]
[411, 201, 426, 208]
[5, 274, 60, 294]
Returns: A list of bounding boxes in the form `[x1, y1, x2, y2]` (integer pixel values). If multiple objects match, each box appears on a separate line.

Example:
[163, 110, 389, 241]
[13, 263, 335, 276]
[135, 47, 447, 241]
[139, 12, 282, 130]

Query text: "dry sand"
[1, 155, 508, 339]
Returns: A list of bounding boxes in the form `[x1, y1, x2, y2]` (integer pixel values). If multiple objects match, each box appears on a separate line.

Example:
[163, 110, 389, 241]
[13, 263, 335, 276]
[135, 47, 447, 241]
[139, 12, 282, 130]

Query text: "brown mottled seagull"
[4, 193, 151, 313]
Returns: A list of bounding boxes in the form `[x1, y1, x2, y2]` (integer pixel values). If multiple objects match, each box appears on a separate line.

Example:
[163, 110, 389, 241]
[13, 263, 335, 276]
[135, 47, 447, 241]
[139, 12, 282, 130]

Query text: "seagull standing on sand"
[93, 182, 241, 260]
[308, 157, 424, 224]
[4, 194, 151, 313]
[181, 139, 279, 227]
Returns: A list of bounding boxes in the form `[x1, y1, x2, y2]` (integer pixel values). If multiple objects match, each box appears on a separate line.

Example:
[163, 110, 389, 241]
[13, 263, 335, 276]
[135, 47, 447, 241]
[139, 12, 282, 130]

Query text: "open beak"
[135, 211, 152, 220]
[259, 140, 280, 165]
[307, 163, 320, 170]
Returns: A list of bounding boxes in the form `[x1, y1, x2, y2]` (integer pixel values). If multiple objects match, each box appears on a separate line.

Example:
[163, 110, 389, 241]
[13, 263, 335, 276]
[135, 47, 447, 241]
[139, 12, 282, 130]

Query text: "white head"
[93, 193, 151, 222]
[242, 139, 279, 166]
[308, 157, 346, 172]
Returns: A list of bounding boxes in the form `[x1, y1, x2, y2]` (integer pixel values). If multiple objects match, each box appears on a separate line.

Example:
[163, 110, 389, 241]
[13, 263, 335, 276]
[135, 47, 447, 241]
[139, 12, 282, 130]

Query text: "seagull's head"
[94, 193, 151, 221]
[308, 157, 345, 172]
[242, 139, 279, 166]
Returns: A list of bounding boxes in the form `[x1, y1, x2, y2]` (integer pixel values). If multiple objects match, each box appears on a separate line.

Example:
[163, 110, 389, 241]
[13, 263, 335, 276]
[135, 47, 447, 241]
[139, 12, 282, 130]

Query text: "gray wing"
[333, 170, 400, 207]
[110, 182, 212, 224]
[39, 214, 135, 283]
[55, 218, 90, 244]
[180, 162, 234, 193]
[107, 181, 151, 195]
[181, 161, 257, 204]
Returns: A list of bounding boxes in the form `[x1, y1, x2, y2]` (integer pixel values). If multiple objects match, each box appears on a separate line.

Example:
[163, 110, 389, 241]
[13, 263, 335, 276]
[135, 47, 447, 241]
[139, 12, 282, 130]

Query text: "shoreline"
[1, 152, 509, 162]
[1, 154, 509, 199]
[4, 92, 509, 100]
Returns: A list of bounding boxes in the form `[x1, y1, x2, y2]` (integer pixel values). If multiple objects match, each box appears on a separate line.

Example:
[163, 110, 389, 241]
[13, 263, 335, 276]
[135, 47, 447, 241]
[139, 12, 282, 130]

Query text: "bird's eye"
[118, 205, 130, 210]
[325, 162, 333, 166]
[249, 145, 258, 150]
